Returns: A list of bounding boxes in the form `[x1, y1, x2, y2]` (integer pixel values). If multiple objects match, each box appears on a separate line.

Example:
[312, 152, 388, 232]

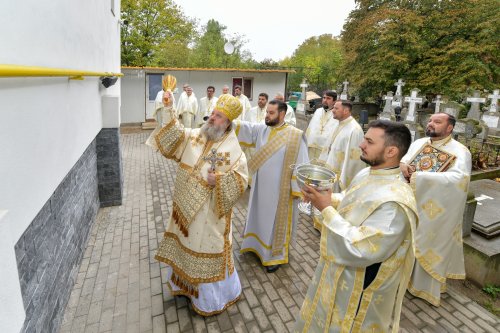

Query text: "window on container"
[232, 77, 253, 100]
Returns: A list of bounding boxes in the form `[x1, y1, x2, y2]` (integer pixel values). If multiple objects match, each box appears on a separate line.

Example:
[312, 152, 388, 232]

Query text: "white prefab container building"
[120, 67, 292, 124]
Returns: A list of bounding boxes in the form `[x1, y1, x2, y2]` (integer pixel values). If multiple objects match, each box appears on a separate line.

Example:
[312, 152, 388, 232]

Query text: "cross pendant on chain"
[203, 148, 225, 171]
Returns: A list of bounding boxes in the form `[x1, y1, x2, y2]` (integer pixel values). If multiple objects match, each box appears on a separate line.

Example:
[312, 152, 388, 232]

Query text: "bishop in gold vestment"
[154, 94, 249, 315]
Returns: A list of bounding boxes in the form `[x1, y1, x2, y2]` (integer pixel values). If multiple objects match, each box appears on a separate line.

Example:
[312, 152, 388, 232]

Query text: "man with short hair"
[305, 90, 338, 161]
[244, 92, 268, 124]
[221, 84, 230, 95]
[400, 112, 472, 306]
[325, 100, 366, 193]
[242, 92, 268, 184]
[177, 85, 198, 128]
[234, 85, 251, 121]
[196, 86, 218, 127]
[237, 100, 308, 273]
[274, 92, 296, 126]
[295, 120, 418, 332]
[153, 93, 248, 315]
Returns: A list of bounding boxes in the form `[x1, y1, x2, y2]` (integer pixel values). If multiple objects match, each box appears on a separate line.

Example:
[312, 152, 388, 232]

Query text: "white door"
[146, 73, 163, 120]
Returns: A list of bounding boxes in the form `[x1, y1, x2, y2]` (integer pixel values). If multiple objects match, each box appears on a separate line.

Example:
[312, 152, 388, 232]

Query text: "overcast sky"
[179, 0, 357, 62]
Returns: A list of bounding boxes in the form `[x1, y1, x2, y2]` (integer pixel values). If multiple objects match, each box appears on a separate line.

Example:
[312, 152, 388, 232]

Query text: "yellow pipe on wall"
[0, 64, 123, 79]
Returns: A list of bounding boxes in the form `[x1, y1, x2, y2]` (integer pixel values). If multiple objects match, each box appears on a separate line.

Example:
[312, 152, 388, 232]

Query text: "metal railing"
[0, 64, 123, 80]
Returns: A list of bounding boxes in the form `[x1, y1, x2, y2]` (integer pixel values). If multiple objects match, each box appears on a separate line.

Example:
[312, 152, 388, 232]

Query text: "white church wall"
[0, 1, 121, 332]
[0, 0, 121, 245]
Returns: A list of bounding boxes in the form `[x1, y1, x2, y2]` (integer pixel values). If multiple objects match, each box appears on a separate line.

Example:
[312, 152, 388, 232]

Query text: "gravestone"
[379, 91, 395, 121]
[296, 79, 308, 114]
[337, 83, 343, 96]
[433, 94, 443, 114]
[403, 88, 424, 141]
[340, 80, 349, 100]
[404, 88, 423, 122]
[441, 101, 461, 118]
[453, 118, 482, 146]
[469, 179, 500, 239]
[482, 89, 500, 131]
[392, 79, 405, 109]
[466, 90, 486, 120]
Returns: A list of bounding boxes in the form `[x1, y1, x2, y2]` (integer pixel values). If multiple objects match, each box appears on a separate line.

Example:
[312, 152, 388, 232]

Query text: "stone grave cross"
[482, 89, 500, 130]
[404, 88, 423, 122]
[392, 79, 405, 108]
[433, 95, 443, 114]
[466, 90, 486, 120]
[487, 89, 499, 113]
[379, 91, 394, 120]
[340, 81, 349, 100]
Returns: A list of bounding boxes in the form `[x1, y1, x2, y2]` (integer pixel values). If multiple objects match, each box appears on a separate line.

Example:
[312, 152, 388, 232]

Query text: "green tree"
[341, 0, 499, 101]
[280, 34, 344, 93]
[121, 0, 195, 66]
[188, 19, 253, 68]
[414, 0, 499, 99]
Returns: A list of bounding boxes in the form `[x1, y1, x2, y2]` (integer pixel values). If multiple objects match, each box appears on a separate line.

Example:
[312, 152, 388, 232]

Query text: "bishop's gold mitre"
[215, 94, 243, 121]
[162, 75, 176, 92]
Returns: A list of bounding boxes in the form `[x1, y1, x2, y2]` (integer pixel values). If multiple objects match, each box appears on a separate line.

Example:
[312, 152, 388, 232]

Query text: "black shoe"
[266, 264, 281, 273]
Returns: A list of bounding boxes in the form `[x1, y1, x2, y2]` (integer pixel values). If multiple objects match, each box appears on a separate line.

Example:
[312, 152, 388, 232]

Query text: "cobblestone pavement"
[59, 131, 500, 333]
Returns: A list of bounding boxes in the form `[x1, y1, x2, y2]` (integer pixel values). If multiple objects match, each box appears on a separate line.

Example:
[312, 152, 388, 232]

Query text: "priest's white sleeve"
[321, 203, 409, 267]
[285, 106, 296, 126]
[235, 121, 263, 147]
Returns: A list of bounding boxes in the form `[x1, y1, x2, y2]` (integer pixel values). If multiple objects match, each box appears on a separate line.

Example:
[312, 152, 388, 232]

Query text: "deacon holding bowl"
[294, 120, 418, 333]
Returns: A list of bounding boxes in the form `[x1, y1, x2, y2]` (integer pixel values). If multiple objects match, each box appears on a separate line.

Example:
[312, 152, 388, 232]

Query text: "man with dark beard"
[153, 93, 249, 316]
[305, 90, 338, 160]
[295, 120, 418, 332]
[237, 100, 308, 273]
[400, 112, 471, 306]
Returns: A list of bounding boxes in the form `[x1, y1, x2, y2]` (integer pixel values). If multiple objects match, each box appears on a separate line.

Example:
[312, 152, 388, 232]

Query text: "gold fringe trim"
[171, 271, 199, 298]
[172, 202, 190, 237]
[191, 294, 241, 317]
[166, 277, 241, 316]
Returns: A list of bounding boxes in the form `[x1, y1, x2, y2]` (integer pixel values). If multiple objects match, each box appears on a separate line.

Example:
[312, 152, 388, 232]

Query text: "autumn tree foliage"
[341, 0, 499, 101]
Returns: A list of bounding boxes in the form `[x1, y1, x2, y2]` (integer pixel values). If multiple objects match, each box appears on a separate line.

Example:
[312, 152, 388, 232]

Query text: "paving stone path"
[59, 131, 500, 333]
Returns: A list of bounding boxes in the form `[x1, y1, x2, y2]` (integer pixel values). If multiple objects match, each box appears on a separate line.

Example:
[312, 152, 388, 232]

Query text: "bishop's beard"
[200, 122, 229, 141]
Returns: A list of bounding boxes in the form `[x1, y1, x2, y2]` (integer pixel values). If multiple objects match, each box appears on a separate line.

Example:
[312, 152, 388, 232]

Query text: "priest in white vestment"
[275, 92, 296, 126]
[311, 100, 366, 230]
[244, 92, 268, 124]
[196, 85, 218, 127]
[323, 100, 366, 193]
[400, 112, 472, 306]
[234, 85, 251, 121]
[177, 86, 198, 128]
[305, 90, 338, 161]
[242, 93, 268, 185]
[295, 120, 418, 333]
[153, 93, 248, 316]
[237, 100, 308, 273]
